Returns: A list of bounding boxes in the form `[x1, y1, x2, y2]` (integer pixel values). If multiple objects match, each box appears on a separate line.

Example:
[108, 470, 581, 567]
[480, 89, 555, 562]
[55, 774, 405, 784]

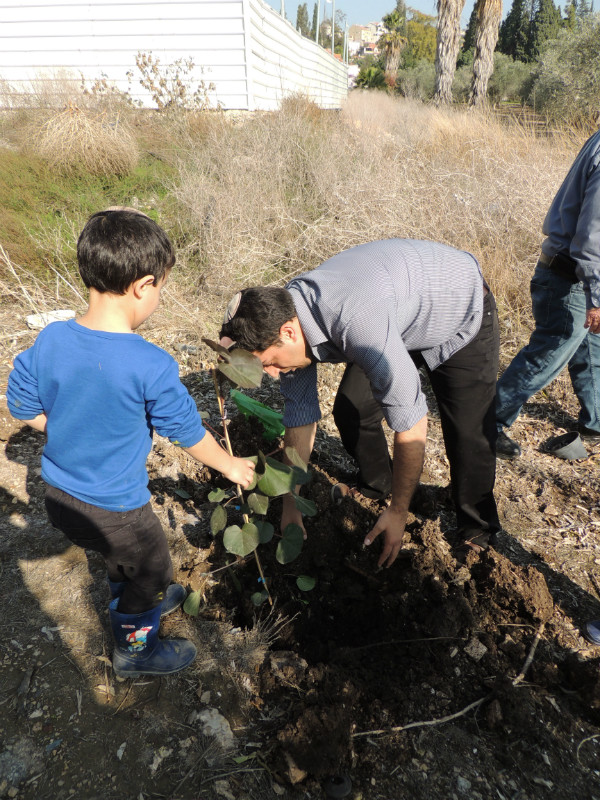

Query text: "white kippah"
[223, 291, 242, 324]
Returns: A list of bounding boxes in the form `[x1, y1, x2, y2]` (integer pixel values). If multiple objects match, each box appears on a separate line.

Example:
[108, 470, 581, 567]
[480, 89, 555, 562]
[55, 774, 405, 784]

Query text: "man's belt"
[538, 251, 579, 283]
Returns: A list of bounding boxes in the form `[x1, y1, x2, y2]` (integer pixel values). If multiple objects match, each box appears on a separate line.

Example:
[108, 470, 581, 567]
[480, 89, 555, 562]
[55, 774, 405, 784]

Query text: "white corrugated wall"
[0, 0, 347, 110]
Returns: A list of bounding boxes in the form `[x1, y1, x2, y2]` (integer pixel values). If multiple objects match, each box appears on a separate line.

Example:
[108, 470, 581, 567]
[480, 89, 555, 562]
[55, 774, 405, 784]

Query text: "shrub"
[396, 60, 436, 101]
[132, 52, 220, 112]
[355, 65, 386, 90]
[453, 53, 534, 105]
[486, 54, 534, 104]
[29, 103, 139, 176]
[528, 16, 600, 127]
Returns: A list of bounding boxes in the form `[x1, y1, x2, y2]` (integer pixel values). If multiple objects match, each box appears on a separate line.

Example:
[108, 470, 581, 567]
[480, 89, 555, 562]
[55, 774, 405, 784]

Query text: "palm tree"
[469, 0, 503, 106]
[433, 0, 465, 105]
[379, 9, 407, 91]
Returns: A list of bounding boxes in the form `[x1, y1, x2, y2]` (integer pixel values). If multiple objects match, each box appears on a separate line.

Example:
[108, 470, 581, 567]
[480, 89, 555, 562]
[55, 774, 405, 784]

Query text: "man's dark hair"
[77, 209, 175, 294]
[220, 287, 297, 352]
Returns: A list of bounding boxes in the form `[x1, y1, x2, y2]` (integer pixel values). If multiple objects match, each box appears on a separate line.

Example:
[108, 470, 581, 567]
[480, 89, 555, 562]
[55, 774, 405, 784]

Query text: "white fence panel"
[246, 0, 347, 110]
[0, 0, 348, 110]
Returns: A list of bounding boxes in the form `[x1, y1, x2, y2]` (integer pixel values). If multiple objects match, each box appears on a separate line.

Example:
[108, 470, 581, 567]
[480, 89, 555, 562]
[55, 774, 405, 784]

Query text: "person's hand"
[585, 306, 600, 334]
[364, 506, 408, 568]
[281, 493, 307, 539]
[224, 457, 255, 489]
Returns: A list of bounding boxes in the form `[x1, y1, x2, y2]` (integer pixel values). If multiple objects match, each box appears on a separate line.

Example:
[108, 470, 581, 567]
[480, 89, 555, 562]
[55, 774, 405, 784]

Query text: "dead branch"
[512, 621, 545, 686]
[352, 694, 491, 738]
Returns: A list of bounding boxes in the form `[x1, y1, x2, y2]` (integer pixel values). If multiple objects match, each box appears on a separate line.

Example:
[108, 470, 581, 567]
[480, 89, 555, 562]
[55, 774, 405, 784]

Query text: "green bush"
[355, 64, 386, 90]
[487, 54, 534, 103]
[453, 53, 533, 104]
[396, 60, 436, 101]
[528, 16, 600, 126]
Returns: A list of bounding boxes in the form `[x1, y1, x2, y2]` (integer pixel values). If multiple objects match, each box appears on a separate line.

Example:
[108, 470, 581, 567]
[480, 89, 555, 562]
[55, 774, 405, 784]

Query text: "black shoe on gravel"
[496, 430, 521, 460]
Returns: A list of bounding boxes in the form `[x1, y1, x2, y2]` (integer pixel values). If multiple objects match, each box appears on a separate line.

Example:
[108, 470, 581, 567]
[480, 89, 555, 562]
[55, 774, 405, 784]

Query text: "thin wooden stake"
[211, 368, 273, 606]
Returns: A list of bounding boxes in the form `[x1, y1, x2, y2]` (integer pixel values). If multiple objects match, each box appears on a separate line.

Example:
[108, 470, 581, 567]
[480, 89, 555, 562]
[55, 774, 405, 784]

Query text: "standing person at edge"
[220, 239, 501, 567]
[6, 209, 255, 678]
[495, 128, 600, 461]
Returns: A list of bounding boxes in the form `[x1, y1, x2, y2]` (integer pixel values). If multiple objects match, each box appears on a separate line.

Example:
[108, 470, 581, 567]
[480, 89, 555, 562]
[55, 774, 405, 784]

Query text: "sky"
[263, 0, 477, 28]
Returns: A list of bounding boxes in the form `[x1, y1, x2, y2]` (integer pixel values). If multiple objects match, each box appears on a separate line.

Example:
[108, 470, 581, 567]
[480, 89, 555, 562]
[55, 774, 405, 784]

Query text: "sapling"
[184, 340, 317, 613]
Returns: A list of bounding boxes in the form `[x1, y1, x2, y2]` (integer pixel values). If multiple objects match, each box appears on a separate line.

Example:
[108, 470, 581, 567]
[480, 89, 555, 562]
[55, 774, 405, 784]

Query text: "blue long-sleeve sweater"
[7, 319, 206, 511]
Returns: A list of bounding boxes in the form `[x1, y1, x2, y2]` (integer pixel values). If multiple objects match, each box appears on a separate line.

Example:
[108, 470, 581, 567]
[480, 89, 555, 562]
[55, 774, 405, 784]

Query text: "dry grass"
[28, 103, 139, 176]
[0, 91, 588, 357]
[166, 92, 583, 354]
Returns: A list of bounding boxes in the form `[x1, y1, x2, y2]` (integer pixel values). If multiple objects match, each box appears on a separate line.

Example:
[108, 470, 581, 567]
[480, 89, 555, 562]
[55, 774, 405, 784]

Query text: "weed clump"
[30, 103, 138, 176]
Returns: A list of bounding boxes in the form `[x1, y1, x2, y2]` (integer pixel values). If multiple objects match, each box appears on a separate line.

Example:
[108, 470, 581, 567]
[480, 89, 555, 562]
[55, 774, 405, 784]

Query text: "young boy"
[6, 208, 255, 678]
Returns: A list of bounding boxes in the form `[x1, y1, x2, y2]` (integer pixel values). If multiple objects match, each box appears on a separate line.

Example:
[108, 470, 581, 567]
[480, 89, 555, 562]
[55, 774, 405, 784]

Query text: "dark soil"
[2, 323, 600, 800]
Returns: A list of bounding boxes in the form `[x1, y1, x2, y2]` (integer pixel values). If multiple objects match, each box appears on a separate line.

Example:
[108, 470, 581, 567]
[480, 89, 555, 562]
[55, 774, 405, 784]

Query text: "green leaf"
[291, 466, 311, 486]
[223, 523, 260, 557]
[284, 446, 308, 472]
[276, 523, 304, 564]
[256, 520, 274, 543]
[208, 488, 227, 502]
[202, 339, 263, 389]
[248, 492, 269, 515]
[293, 494, 317, 517]
[175, 488, 191, 499]
[230, 389, 285, 441]
[210, 505, 227, 535]
[251, 590, 269, 606]
[257, 458, 297, 497]
[183, 591, 202, 616]
[296, 575, 316, 592]
[202, 338, 233, 358]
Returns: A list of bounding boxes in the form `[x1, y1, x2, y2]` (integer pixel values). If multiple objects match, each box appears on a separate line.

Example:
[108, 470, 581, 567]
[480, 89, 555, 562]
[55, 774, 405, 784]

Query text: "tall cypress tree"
[462, 4, 479, 53]
[296, 3, 311, 35]
[564, 0, 577, 26]
[311, 3, 318, 38]
[528, 0, 562, 58]
[498, 0, 531, 60]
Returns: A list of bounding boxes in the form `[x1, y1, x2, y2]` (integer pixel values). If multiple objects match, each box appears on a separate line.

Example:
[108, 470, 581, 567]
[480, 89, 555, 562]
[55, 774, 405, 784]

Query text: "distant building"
[348, 21, 383, 57]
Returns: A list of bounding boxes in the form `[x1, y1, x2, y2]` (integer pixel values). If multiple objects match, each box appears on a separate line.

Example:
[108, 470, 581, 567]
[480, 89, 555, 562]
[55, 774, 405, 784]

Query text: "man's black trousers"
[332, 291, 500, 535]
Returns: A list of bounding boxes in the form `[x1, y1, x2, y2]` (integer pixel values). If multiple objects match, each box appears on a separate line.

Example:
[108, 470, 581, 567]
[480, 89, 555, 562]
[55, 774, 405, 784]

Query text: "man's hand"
[585, 306, 600, 334]
[221, 457, 255, 489]
[281, 493, 306, 539]
[364, 506, 408, 568]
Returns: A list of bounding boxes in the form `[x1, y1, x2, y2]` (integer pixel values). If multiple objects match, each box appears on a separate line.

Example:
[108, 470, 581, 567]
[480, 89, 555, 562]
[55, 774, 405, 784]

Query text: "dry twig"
[352, 694, 491, 738]
[512, 621, 546, 686]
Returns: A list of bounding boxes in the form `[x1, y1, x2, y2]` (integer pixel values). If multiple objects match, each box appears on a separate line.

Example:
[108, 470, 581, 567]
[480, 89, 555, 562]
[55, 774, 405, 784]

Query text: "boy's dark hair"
[77, 209, 175, 294]
[220, 287, 297, 352]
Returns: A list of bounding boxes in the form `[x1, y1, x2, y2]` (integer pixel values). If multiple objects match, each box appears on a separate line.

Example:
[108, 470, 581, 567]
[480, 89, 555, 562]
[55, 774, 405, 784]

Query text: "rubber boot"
[108, 580, 187, 617]
[109, 598, 197, 677]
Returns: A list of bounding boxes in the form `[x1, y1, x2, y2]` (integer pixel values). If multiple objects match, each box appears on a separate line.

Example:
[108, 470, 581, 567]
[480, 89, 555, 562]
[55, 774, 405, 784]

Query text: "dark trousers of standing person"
[44, 484, 173, 614]
[332, 292, 501, 536]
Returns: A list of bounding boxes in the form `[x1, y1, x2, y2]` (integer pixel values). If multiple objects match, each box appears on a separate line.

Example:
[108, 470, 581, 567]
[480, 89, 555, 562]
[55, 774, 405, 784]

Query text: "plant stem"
[212, 368, 273, 606]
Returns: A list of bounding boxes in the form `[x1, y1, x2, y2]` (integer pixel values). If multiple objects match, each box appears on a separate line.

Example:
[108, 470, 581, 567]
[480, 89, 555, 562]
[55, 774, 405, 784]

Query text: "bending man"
[221, 239, 500, 567]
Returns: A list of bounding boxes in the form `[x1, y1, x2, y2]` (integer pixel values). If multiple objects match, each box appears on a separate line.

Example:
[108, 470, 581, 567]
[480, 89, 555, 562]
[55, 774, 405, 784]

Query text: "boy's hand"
[225, 457, 256, 489]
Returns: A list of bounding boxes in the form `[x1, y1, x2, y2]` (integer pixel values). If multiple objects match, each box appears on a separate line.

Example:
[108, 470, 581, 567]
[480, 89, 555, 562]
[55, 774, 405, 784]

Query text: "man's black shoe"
[578, 424, 600, 442]
[496, 430, 521, 459]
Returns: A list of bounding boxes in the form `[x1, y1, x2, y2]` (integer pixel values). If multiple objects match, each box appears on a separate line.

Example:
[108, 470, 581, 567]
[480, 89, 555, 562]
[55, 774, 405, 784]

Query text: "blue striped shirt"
[542, 128, 600, 308]
[279, 239, 484, 433]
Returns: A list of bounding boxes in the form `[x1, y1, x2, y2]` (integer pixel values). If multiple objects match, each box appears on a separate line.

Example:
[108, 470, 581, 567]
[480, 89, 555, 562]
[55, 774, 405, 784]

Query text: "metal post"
[315, 0, 320, 43]
[331, 0, 335, 54]
[280, 0, 285, 17]
[344, 23, 348, 63]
